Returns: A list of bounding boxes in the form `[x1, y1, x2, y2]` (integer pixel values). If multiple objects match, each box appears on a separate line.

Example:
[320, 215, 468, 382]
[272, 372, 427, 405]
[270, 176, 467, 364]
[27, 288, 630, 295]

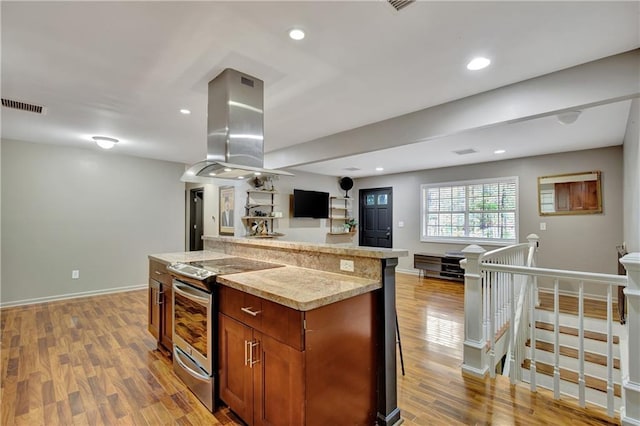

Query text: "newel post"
[461, 244, 487, 377]
[620, 253, 640, 426]
[527, 234, 540, 305]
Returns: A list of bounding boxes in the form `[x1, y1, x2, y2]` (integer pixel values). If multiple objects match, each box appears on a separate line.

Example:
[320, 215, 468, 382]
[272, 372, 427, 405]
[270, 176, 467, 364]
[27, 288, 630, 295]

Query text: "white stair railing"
[461, 234, 537, 378]
[462, 238, 640, 423]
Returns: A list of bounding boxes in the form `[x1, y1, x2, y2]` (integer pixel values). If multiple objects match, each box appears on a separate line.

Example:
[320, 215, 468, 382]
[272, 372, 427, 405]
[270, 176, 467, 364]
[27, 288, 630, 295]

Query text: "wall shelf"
[328, 196, 355, 236]
[243, 190, 284, 238]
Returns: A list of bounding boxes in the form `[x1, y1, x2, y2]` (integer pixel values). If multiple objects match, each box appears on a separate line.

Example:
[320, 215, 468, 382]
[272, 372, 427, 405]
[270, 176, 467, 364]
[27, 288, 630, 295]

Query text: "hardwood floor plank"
[1, 275, 621, 425]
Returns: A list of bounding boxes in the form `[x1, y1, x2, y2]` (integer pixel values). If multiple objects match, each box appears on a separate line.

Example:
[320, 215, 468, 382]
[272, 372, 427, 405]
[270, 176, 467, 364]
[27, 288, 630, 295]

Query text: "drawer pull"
[241, 306, 262, 317]
[154, 270, 163, 275]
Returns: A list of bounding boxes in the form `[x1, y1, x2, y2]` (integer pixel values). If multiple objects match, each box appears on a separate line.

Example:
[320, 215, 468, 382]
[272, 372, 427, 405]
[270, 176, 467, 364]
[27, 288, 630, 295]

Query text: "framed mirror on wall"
[538, 171, 602, 216]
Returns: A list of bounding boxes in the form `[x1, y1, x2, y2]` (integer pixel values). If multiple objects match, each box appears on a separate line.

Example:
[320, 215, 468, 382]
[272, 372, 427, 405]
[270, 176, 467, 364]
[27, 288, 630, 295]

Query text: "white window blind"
[420, 177, 518, 244]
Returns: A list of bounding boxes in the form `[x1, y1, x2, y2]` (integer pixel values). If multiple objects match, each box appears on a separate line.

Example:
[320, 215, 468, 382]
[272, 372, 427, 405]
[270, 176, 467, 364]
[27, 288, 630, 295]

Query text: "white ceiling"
[1, 1, 639, 177]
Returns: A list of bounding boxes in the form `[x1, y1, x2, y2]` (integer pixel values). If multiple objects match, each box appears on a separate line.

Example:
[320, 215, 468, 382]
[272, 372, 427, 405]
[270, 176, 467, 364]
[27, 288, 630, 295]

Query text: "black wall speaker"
[339, 177, 354, 198]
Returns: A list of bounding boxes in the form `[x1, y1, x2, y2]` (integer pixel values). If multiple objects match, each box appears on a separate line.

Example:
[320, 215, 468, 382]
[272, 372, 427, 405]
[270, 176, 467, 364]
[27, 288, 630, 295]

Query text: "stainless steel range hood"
[182, 68, 293, 182]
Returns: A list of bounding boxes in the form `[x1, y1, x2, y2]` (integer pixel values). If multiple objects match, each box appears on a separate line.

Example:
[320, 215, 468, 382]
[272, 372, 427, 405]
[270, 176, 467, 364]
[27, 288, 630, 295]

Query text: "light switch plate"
[72, 270, 80, 279]
[540, 222, 547, 231]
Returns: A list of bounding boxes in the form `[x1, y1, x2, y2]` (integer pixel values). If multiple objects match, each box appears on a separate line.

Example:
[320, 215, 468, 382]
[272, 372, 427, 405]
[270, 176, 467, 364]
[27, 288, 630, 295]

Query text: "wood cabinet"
[414, 253, 464, 282]
[148, 259, 173, 353]
[218, 285, 376, 426]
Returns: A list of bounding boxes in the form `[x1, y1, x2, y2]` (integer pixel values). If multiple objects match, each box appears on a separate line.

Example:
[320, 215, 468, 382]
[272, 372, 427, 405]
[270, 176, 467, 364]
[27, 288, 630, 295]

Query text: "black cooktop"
[187, 257, 284, 275]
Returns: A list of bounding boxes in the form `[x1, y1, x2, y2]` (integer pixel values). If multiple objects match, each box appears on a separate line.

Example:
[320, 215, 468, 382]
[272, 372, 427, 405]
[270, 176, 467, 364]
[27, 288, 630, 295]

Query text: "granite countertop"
[216, 266, 381, 311]
[203, 236, 408, 259]
[148, 250, 233, 265]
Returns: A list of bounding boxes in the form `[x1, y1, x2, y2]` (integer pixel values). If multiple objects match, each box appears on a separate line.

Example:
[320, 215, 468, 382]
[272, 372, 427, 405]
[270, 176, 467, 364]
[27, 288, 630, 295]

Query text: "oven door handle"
[173, 282, 210, 305]
[174, 347, 210, 381]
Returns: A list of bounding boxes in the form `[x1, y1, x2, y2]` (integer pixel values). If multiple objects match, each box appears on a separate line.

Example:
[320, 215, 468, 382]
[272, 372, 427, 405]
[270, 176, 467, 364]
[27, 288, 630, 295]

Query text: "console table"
[414, 253, 465, 282]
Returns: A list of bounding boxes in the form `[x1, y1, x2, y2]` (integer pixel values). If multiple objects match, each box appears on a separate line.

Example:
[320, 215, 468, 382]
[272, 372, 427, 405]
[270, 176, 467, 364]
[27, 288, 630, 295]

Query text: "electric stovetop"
[187, 257, 283, 275]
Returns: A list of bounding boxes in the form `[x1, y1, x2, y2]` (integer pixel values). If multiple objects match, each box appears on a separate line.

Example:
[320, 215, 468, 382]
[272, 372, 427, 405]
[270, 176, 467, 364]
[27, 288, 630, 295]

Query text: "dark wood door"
[189, 188, 204, 251]
[359, 187, 393, 248]
[253, 332, 304, 426]
[219, 314, 254, 424]
[148, 280, 161, 340]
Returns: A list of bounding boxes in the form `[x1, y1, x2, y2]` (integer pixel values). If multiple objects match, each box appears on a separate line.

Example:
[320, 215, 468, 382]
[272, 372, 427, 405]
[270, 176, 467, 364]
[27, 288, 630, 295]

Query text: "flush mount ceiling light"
[467, 57, 491, 71]
[289, 28, 305, 40]
[556, 111, 582, 125]
[375, 167, 384, 171]
[92, 136, 119, 150]
[180, 109, 191, 115]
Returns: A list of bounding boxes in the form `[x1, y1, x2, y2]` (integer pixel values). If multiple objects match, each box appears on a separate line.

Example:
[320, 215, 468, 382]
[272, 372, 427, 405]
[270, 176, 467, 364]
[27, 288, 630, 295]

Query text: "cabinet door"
[219, 314, 254, 424]
[148, 280, 161, 340]
[253, 331, 304, 426]
[160, 284, 173, 350]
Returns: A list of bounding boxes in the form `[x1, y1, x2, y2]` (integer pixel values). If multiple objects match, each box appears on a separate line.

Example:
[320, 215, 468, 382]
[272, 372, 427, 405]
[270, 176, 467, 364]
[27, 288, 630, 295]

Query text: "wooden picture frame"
[219, 186, 235, 235]
[538, 171, 602, 216]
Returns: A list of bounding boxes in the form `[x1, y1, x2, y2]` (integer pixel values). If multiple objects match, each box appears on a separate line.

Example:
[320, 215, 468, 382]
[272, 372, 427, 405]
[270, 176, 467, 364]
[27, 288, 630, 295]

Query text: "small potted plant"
[346, 218, 358, 232]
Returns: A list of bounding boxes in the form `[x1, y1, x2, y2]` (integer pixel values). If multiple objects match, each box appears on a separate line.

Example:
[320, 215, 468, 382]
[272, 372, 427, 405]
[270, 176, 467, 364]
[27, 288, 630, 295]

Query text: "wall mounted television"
[293, 189, 330, 218]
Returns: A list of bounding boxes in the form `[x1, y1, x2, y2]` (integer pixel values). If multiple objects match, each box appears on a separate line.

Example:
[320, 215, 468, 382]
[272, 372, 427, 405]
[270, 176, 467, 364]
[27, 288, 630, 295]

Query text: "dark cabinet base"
[414, 253, 464, 282]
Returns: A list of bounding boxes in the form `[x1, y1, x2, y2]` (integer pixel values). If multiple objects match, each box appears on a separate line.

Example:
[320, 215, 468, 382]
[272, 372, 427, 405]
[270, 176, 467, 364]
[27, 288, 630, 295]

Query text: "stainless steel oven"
[172, 278, 214, 410]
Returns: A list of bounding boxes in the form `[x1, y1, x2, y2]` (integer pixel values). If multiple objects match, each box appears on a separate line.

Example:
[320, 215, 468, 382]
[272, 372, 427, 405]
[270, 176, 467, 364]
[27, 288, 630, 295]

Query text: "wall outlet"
[340, 259, 354, 272]
[72, 270, 80, 279]
[398, 221, 405, 228]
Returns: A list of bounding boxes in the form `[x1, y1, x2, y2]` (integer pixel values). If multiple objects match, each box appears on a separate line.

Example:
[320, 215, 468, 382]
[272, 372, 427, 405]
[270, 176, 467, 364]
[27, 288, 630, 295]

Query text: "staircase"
[521, 293, 624, 412]
[460, 237, 640, 424]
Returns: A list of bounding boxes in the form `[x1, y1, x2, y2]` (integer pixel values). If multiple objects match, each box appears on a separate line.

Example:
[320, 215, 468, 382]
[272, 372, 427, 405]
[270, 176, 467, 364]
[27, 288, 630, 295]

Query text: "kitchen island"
[150, 237, 407, 425]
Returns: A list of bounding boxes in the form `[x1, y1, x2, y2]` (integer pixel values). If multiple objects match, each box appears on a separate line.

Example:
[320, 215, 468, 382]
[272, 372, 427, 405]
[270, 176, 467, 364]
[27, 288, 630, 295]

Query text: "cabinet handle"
[244, 340, 249, 366]
[241, 306, 262, 317]
[157, 291, 164, 305]
[248, 340, 260, 368]
[154, 270, 163, 275]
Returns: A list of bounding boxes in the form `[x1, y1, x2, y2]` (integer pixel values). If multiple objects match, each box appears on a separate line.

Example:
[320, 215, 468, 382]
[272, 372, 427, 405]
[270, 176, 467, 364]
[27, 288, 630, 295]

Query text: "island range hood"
[182, 68, 293, 182]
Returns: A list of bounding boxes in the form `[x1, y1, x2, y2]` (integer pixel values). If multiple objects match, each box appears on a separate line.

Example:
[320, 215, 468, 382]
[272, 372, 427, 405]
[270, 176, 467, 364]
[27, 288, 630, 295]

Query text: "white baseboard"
[396, 268, 420, 276]
[0, 284, 147, 309]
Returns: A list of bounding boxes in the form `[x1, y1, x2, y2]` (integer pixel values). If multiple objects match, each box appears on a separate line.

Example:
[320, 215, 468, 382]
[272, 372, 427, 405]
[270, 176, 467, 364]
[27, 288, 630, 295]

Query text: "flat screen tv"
[293, 189, 329, 218]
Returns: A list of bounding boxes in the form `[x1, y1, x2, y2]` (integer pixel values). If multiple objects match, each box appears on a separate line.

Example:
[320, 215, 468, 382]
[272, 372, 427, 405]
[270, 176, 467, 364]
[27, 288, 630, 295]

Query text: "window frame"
[420, 176, 519, 246]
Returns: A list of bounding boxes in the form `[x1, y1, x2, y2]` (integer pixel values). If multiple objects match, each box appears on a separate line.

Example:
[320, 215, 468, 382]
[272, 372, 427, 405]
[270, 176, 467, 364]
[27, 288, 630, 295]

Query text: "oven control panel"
[167, 263, 216, 281]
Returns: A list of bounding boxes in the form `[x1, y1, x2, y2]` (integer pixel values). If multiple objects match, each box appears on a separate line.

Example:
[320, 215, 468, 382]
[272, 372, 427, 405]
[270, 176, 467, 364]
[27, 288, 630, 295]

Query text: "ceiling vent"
[387, 0, 415, 12]
[1, 98, 46, 114]
[343, 167, 361, 171]
[453, 148, 478, 156]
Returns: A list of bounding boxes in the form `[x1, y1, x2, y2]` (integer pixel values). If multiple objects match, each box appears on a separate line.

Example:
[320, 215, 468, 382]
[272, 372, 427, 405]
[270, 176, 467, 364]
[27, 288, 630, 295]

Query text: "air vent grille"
[343, 167, 361, 171]
[453, 148, 478, 156]
[387, 0, 415, 12]
[1, 98, 46, 114]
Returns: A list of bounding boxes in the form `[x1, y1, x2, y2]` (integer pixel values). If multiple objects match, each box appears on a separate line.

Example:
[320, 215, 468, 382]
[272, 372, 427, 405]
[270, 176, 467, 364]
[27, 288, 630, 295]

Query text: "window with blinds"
[420, 177, 518, 244]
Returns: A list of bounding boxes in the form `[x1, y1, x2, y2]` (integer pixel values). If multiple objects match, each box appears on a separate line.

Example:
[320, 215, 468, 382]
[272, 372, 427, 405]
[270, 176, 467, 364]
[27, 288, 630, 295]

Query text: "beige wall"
[354, 146, 624, 275]
[1, 139, 185, 306]
[623, 98, 640, 253]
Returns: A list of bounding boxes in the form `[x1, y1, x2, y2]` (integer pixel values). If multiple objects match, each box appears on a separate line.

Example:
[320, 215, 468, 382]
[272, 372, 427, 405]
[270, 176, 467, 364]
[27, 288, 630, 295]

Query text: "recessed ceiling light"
[223, 168, 232, 172]
[467, 57, 491, 71]
[289, 28, 305, 41]
[92, 136, 119, 150]
[254, 172, 261, 176]
[494, 149, 506, 154]
[180, 109, 191, 115]
[237, 176, 245, 179]
[375, 167, 384, 171]
[209, 172, 216, 176]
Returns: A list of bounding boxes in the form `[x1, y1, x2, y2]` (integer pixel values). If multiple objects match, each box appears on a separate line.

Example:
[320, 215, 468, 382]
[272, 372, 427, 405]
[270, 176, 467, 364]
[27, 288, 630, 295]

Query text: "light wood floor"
[1, 274, 618, 425]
